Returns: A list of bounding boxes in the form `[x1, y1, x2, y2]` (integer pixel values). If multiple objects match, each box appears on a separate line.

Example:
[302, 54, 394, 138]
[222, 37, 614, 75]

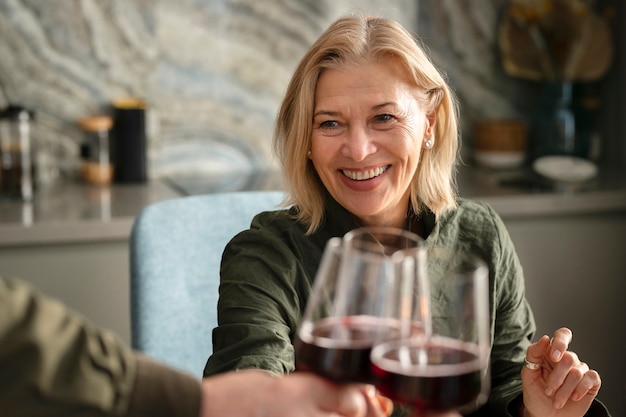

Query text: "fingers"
[525, 327, 574, 368]
[522, 328, 603, 416]
[409, 410, 462, 417]
[333, 385, 369, 417]
[571, 369, 602, 401]
[524, 328, 602, 411]
[549, 327, 573, 362]
[551, 357, 600, 395]
[522, 336, 550, 377]
[547, 355, 602, 409]
[525, 334, 551, 366]
[373, 393, 393, 416]
[334, 384, 389, 417]
[545, 350, 581, 397]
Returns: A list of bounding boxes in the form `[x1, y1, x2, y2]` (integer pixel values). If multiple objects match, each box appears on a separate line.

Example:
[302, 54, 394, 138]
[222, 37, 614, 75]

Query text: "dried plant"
[498, 0, 614, 81]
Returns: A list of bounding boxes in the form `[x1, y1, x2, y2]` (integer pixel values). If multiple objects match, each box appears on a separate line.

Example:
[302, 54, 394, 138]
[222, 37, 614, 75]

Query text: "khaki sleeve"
[126, 354, 201, 417]
[0, 277, 201, 417]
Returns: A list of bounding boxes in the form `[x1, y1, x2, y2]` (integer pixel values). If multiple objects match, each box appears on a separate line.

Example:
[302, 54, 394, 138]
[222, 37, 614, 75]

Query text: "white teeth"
[342, 165, 388, 181]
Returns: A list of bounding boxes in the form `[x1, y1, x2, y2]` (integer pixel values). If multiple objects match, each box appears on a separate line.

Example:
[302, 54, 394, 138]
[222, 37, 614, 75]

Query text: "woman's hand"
[521, 327, 601, 417]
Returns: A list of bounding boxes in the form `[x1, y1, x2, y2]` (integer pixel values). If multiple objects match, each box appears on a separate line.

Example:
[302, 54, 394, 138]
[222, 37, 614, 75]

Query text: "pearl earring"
[307, 150, 312, 158]
[424, 137, 434, 149]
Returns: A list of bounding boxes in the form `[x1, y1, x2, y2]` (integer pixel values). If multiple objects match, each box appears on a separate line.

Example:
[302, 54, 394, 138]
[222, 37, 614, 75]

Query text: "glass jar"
[78, 115, 113, 185]
[0, 105, 35, 201]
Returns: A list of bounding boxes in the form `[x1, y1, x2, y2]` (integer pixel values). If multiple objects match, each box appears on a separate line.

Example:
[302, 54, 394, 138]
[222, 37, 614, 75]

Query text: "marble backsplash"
[0, 0, 530, 185]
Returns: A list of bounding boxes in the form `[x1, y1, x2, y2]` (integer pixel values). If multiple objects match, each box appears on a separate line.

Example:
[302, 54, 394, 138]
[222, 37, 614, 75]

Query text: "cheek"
[310, 135, 339, 163]
[392, 132, 423, 180]
[394, 126, 422, 161]
[309, 139, 334, 178]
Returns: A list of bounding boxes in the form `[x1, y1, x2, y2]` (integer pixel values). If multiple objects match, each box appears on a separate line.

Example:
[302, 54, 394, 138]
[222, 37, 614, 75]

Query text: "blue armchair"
[129, 190, 285, 377]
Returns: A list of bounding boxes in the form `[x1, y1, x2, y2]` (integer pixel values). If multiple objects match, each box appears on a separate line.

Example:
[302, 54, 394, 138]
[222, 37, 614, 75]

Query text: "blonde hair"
[273, 15, 459, 234]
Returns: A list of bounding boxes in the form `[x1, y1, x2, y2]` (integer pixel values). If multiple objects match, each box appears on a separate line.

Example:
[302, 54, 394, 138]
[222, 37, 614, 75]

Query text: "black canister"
[0, 105, 35, 200]
[111, 98, 147, 183]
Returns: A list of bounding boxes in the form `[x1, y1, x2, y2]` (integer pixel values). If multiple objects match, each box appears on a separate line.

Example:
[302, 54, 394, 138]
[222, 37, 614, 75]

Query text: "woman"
[203, 15, 605, 417]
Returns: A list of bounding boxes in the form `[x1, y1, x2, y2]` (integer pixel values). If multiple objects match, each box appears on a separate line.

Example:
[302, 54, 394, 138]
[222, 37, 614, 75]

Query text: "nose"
[341, 124, 377, 161]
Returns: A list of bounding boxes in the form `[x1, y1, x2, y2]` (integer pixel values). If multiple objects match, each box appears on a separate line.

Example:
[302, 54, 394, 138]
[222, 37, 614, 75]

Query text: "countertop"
[0, 181, 181, 246]
[457, 165, 626, 218]
[1, 165, 625, 247]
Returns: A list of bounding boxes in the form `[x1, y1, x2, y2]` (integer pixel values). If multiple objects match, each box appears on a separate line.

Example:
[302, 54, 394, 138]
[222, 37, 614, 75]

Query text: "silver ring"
[524, 358, 542, 370]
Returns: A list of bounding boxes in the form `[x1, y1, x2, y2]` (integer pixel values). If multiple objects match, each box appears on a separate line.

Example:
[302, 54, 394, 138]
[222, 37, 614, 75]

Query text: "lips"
[341, 165, 390, 181]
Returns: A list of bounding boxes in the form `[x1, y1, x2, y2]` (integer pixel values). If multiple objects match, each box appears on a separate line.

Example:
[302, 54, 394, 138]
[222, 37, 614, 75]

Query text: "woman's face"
[310, 58, 434, 228]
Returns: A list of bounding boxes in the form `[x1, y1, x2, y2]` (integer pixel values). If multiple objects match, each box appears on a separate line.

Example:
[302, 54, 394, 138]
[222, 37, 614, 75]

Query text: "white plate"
[533, 156, 598, 183]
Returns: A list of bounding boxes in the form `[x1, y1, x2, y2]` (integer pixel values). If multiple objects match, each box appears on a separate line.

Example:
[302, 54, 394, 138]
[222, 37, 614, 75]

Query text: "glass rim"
[344, 226, 424, 244]
[344, 226, 424, 256]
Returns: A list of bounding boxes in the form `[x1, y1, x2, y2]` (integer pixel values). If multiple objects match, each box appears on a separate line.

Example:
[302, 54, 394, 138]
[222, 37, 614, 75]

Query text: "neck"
[354, 208, 412, 231]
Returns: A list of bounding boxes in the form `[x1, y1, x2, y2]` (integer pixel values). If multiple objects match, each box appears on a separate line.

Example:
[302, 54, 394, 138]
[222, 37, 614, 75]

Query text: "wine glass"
[370, 248, 491, 413]
[295, 227, 428, 385]
[344, 227, 432, 342]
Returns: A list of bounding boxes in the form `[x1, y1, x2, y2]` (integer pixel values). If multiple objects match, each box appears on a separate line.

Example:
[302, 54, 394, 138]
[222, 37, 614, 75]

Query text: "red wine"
[295, 315, 403, 384]
[370, 336, 483, 411]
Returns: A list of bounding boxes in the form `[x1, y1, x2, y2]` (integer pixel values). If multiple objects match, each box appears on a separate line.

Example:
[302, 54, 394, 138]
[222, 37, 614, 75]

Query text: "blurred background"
[1, 0, 624, 415]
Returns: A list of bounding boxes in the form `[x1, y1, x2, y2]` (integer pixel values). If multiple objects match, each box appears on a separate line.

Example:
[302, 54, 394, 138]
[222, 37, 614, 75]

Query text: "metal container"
[0, 105, 35, 200]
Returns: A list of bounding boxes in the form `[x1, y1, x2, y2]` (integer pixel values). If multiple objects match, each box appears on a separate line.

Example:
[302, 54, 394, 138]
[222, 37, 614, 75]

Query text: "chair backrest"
[129, 190, 285, 378]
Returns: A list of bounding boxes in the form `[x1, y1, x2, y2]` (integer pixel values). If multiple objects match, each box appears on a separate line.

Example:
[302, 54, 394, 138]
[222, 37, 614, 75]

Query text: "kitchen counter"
[0, 180, 181, 246]
[1, 165, 625, 247]
[457, 165, 626, 218]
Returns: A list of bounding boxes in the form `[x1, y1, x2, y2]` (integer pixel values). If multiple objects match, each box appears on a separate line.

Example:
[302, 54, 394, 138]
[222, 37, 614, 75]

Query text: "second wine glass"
[370, 248, 491, 412]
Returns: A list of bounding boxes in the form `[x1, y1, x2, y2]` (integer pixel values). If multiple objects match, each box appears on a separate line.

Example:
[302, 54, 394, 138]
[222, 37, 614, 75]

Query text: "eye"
[374, 114, 395, 123]
[318, 120, 339, 129]
[312, 115, 344, 136]
[370, 113, 398, 130]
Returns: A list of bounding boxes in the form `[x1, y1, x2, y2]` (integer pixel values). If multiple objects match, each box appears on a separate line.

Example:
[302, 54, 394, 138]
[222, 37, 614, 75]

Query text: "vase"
[529, 81, 579, 160]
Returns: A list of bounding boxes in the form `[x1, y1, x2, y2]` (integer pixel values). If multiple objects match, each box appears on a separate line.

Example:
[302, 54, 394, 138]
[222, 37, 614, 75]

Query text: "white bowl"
[533, 155, 598, 183]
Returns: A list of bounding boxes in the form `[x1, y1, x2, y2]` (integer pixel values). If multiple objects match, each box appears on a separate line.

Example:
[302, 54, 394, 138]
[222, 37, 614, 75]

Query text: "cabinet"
[0, 240, 131, 344]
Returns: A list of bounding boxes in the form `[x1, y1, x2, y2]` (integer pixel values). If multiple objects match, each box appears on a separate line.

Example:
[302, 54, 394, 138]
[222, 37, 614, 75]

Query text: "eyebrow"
[313, 102, 398, 118]
[373, 102, 397, 111]
[313, 110, 339, 118]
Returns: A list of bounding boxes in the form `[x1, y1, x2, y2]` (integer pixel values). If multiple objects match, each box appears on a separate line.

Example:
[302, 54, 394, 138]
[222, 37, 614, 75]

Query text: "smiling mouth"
[342, 165, 390, 181]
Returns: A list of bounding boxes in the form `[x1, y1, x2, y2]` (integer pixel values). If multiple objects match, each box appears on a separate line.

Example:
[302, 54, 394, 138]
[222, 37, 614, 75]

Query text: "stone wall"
[2, 0, 600, 184]
[0, 0, 430, 182]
